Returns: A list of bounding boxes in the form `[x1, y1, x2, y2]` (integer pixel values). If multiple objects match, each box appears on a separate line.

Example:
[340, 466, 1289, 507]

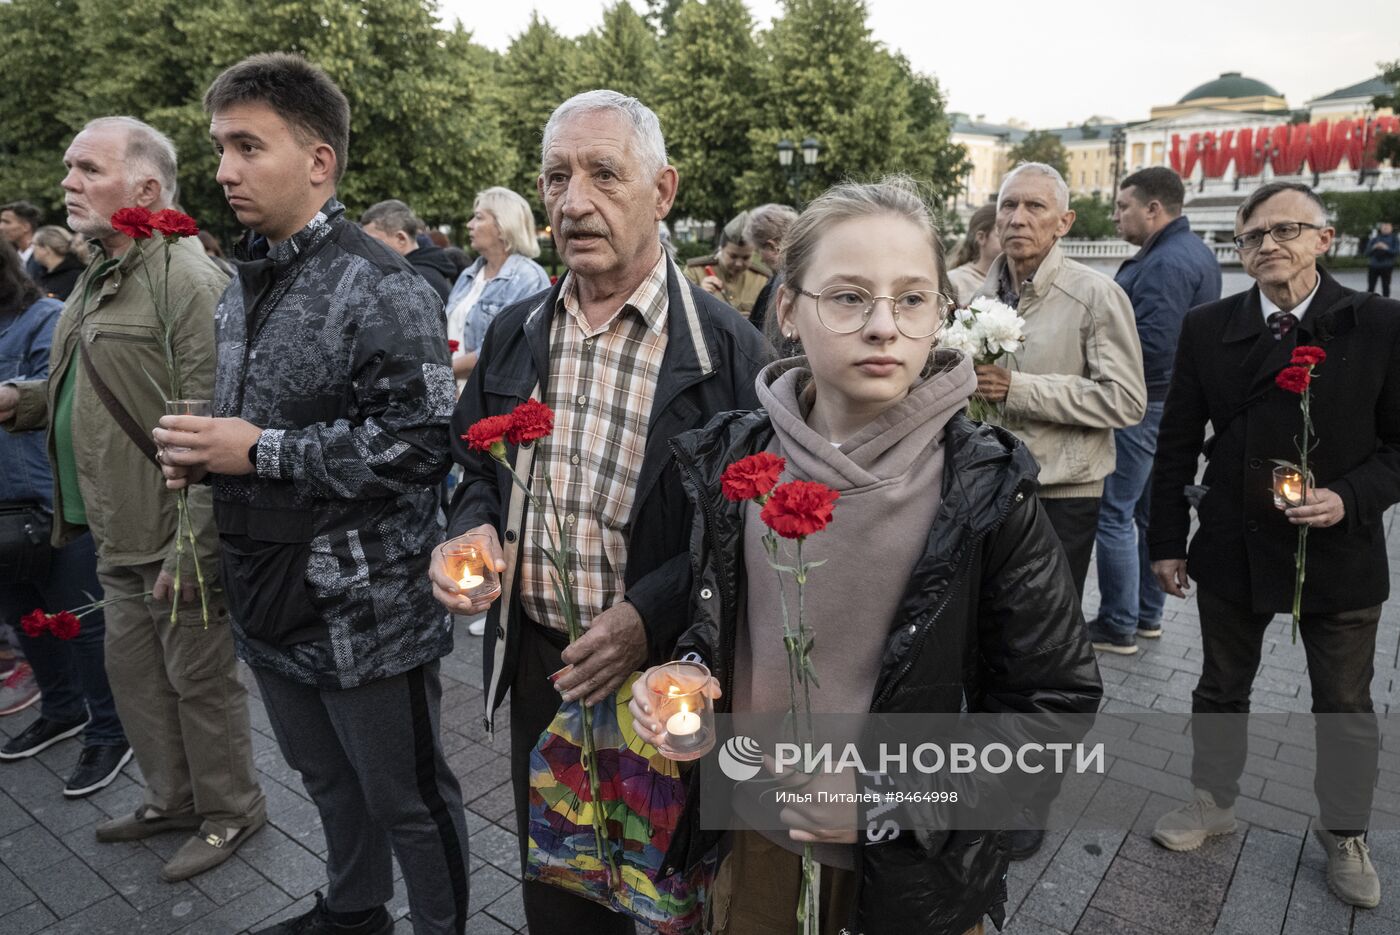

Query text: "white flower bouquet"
[941, 296, 1026, 421]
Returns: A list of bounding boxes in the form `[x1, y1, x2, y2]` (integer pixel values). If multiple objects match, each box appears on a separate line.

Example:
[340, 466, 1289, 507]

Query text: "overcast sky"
[438, 0, 1399, 128]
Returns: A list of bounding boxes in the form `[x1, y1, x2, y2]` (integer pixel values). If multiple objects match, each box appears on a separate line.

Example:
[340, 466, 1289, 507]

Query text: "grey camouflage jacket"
[213, 199, 455, 689]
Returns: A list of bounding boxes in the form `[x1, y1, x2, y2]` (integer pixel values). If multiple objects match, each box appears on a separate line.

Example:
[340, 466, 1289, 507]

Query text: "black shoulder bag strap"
[77, 341, 161, 469]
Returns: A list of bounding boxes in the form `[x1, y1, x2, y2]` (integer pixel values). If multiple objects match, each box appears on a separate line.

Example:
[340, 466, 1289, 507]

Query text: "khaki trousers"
[709, 831, 985, 935]
[100, 559, 263, 826]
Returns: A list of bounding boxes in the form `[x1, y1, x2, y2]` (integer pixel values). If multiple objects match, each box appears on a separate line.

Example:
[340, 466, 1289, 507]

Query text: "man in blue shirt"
[1364, 221, 1396, 297]
[1090, 167, 1221, 654]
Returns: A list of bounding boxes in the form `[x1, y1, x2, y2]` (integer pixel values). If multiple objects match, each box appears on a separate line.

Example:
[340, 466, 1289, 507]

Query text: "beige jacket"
[973, 243, 1146, 498]
[5, 235, 225, 575]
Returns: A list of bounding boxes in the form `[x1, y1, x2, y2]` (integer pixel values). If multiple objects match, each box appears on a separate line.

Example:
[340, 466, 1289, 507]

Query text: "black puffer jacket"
[663, 408, 1102, 934]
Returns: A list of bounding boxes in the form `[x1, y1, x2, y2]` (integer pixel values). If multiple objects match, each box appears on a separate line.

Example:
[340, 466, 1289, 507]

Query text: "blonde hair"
[775, 177, 950, 349]
[32, 225, 90, 264]
[950, 203, 996, 269]
[474, 187, 540, 258]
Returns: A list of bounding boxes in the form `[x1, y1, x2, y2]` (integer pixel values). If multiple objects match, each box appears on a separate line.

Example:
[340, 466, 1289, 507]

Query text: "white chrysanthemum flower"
[940, 319, 978, 356]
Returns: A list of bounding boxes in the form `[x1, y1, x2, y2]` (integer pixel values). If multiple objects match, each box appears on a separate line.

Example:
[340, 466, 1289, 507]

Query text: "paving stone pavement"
[1, 507, 1397, 933]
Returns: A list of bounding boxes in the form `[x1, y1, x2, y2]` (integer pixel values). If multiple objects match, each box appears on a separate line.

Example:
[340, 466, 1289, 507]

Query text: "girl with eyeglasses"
[630, 178, 1102, 935]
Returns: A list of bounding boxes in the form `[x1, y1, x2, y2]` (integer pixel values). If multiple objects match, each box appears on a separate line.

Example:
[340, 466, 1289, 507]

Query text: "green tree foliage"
[1007, 130, 1070, 179]
[1067, 195, 1115, 240]
[1373, 60, 1400, 166]
[0, 0, 515, 243]
[495, 14, 588, 218]
[1320, 190, 1400, 241]
[734, 0, 967, 212]
[656, 0, 759, 228]
[645, 0, 687, 35]
[0, 0, 970, 246]
[578, 3, 661, 101]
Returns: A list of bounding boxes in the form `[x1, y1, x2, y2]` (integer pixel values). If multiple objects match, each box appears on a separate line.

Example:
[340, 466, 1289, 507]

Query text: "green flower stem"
[1291, 374, 1313, 644]
[492, 450, 617, 889]
[765, 532, 820, 935]
[72, 590, 154, 617]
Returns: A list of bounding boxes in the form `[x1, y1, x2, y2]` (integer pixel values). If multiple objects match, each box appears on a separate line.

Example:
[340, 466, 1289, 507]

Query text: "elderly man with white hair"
[973, 162, 1147, 598]
[435, 89, 770, 932]
[0, 116, 264, 882]
[970, 162, 1145, 860]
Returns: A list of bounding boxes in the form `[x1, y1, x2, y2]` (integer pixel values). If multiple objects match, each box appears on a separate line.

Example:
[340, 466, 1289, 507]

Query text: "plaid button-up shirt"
[520, 254, 670, 630]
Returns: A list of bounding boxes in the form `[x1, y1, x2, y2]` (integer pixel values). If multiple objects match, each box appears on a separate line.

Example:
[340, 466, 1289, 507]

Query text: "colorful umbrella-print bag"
[525, 672, 715, 934]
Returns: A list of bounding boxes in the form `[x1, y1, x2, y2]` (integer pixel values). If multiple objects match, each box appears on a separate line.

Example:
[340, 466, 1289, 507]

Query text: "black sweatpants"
[256, 661, 471, 934]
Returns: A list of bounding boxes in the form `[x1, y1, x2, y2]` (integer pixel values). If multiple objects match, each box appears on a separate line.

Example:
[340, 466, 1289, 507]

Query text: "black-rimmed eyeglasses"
[1234, 221, 1323, 252]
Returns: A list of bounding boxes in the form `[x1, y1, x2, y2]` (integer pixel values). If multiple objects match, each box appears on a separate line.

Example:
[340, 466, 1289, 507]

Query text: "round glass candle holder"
[440, 533, 501, 603]
[162, 399, 212, 452]
[165, 399, 213, 417]
[1272, 465, 1309, 510]
[646, 660, 716, 761]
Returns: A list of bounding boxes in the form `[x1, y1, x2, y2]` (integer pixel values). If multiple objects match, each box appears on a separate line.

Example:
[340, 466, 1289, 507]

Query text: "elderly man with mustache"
[432, 89, 769, 932]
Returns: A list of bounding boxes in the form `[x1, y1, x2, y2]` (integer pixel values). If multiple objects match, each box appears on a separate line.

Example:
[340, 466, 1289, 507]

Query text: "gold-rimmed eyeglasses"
[795, 284, 950, 339]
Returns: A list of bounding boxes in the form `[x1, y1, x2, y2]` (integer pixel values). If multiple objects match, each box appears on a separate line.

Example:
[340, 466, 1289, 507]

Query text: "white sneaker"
[467, 616, 486, 637]
[1315, 829, 1381, 908]
[1152, 789, 1237, 851]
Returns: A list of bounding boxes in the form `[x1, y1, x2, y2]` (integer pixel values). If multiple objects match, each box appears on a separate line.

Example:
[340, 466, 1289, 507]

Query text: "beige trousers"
[99, 559, 264, 826]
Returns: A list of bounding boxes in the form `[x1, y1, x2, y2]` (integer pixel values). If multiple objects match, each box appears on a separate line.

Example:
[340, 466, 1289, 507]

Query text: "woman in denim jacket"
[0, 238, 129, 794]
[445, 187, 550, 383]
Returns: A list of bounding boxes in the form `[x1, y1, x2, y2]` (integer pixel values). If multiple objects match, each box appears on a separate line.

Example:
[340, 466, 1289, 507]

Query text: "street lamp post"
[777, 137, 821, 209]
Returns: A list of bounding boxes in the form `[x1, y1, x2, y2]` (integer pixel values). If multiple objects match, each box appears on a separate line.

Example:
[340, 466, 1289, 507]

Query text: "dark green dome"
[1179, 72, 1282, 104]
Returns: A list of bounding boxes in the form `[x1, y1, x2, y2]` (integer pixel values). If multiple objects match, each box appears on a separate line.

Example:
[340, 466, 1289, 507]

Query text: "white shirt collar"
[18, 244, 33, 263]
[1260, 274, 1321, 324]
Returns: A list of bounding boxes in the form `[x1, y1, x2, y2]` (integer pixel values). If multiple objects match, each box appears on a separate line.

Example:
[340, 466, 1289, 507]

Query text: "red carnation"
[448, 339, 460, 354]
[47, 611, 80, 640]
[149, 209, 199, 239]
[722, 452, 786, 502]
[506, 398, 554, 445]
[1290, 345, 1326, 367]
[111, 206, 153, 240]
[1275, 365, 1312, 395]
[464, 414, 514, 455]
[760, 480, 840, 540]
[20, 609, 48, 638]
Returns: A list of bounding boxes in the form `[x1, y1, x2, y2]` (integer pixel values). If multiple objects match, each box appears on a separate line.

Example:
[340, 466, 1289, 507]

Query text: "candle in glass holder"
[646, 660, 716, 761]
[441, 534, 501, 602]
[1272, 465, 1306, 510]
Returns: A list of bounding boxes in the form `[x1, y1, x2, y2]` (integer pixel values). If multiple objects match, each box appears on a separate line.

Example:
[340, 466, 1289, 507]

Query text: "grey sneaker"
[1315, 829, 1381, 908]
[1152, 789, 1237, 851]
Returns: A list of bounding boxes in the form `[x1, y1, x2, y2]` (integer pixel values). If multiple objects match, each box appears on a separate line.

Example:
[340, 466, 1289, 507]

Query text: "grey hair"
[83, 116, 178, 207]
[359, 199, 422, 237]
[999, 161, 1070, 212]
[541, 89, 668, 177]
[745, 203, 799, 249]
[1237, 181, 1328, 227]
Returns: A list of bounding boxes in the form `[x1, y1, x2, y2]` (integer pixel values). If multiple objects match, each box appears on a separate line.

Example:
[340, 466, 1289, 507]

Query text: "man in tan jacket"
[0, 117, 264, 882]
[973, 161, 1147, 599]
[972, 161, 1146, 863]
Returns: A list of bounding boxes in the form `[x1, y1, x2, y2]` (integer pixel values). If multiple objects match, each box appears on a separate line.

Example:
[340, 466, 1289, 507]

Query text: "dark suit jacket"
[1149, 268, 1400, 613]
